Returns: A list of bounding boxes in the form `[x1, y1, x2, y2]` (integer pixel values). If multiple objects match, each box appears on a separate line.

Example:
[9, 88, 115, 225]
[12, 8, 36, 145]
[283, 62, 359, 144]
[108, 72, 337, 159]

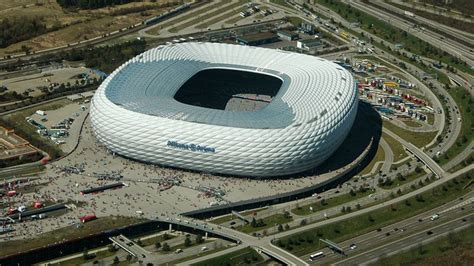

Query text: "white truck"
[404, 11, 415, 17]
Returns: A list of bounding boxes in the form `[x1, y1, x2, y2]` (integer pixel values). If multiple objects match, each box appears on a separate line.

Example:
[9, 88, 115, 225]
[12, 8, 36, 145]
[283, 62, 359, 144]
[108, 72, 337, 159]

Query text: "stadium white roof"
[103, 42, 355, 129]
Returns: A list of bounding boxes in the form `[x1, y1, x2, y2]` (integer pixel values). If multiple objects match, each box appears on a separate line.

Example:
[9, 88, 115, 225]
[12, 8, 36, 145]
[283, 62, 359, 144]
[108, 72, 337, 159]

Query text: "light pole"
[75, 183, 79, 204]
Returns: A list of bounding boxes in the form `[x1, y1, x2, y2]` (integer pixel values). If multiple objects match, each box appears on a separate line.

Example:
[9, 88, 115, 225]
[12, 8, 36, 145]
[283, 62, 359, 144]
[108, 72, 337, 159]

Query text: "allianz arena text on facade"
[90, 42, 358, 177]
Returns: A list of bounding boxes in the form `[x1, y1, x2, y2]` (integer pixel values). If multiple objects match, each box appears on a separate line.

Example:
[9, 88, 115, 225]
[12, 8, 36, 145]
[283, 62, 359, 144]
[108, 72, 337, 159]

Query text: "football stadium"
[90, 42, 358, 177]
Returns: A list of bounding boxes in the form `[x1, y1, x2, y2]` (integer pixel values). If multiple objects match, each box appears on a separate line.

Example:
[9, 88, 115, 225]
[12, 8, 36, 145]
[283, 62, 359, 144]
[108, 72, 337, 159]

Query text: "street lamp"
[75, 183, 79, 204]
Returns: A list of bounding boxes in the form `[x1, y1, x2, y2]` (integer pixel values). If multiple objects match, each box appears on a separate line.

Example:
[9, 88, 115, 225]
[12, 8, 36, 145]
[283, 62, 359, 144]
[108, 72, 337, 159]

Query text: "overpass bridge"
[383, 128, 445, 178]
[109, 234, 154, 263]
[154, 217, 308, 265]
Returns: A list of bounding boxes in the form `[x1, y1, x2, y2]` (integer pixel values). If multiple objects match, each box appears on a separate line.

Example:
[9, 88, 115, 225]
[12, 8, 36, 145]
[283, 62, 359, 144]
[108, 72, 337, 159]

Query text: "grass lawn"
[291, 189, 371, 216]
[169, 0, 247, 33]
[139, 232, 175, 247]
[425, 112, 435, 125]
[48, 247, 119, 265]
[276, 170, 473, 256]
[0, 216, 147, 258]
[402, 120, 423, 128]
[448, 154, 474, 173]
[371, 225, 474, 266]
[382, 132, 408, 162]
[378, 168, 428, 190]
[382, 120, 437, 148]
[192, 247, 264, 266]
[436, 87, 473, 166]
[236, 214, 293, 234]
[359, 143, 384, 175]
[287, 16, 303, 26]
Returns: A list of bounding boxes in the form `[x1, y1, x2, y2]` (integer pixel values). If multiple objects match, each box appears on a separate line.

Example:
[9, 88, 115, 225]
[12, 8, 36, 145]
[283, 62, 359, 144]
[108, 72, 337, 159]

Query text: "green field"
[382, 121, 437, 148]
[287, 16, 303, 26]
[291, 189, 371, 216]
[372, 225, 474, 266]
[382, 132, 408, 162]
[359, 143, 384, 175]
[436, 87, 474, 166]
[276, 170, 472, 256]
[378, 168, 428, 190]
[236, 213, 293, 234]
[192, 247, 264, 266]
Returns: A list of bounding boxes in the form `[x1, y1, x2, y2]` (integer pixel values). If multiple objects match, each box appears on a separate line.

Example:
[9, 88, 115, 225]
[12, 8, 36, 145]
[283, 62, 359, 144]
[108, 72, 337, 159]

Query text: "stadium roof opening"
[174, 68, 282, 111]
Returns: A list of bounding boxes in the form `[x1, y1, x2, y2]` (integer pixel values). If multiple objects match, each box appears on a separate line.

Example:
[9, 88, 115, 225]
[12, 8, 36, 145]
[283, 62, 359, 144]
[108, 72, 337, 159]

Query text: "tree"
[404, 199, 411, 206]
[447, 232, 460, 248]
[356, 203, 361, 210]
[108, 244, 117, 252]
[368, 215, 375, 222]
[113, 256, 120, 265]
[155, 241, 161, 249]
[277, 224, 284, 232]
[163, 232, 171, 240]
[284, 224, 290, 230]
[283, 211, 291, 219]
[162, 242, 171, 252]
[300, 219, 307, 226]
[321, 198, 327, 206]
[184, 236, 192, 247]
[251, 217, 257, 228]
[195, 234, 204, 244]
[417, 243, 425, 255]
[82, 248, 89, 260]
[349, 189, 356, 196]
[415, 166, 422, 173]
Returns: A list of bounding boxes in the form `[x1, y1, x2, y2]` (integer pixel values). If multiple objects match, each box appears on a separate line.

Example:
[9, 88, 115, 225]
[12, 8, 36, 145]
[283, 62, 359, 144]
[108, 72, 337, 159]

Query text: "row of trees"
[63, 39, 146, 73]
[0, 17, 48, 48]
[56, 0, 138, 9]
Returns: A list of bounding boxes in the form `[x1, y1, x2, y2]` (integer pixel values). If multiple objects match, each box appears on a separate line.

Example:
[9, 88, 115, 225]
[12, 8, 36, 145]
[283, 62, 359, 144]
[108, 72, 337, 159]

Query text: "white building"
[90, 43, 358, 177]
[297, 38, 323, 50]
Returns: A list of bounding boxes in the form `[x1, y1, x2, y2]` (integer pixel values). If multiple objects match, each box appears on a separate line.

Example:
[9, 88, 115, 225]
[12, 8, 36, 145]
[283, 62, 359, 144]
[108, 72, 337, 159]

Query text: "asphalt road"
[336, 213, 473, 265]
[301, 192, 474, 264]
[348, 0, 473, 66]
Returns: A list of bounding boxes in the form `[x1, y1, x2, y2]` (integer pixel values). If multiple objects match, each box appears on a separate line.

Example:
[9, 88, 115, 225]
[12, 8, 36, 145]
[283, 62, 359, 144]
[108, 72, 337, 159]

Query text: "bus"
[309, 252, 324, 261]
